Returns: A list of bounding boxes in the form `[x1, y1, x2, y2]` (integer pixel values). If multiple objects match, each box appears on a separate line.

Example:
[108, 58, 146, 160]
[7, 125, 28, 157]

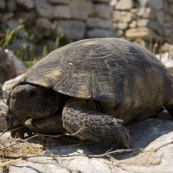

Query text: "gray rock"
[115, 0, 133, 10]
[148, 0, 163, 10]
[16, 0, 34, 10]
[53, 5, 71, 19]
[1, 19, 19, 33]
[15, 12, 32, 23]
[70, 0, 90, 20]
[1, 12, 14, 23]
[2, 117, 173, 172]
[139, 0, 163, 10]
[95, 4, 113, 19]
[163, 0, 168, 12]
[7, 0, 17, 12]
[125, 27, 157, 37]
[87, 17, 113, 29]
[169, 4, 173, 15]
[49, 0, 70, 4]
[34, 0, 54, 19]
[137, 19, 163, 35]
[0, 0, 5, 9]
[164, 14, 172, 23]
[156, 11, 164, 26]
[0, 100, 7, 132]
[36, 17, 53, 37]
[86, 28, 117, 38]
[55, 20, 86, 40]
[4, 49, 26, 76]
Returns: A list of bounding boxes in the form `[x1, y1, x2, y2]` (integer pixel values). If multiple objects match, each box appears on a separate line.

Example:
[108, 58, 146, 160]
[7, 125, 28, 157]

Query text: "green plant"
[0, 24, 25, 49]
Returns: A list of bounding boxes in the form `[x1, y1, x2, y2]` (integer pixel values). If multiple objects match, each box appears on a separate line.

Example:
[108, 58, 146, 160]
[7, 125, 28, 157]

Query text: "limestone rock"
[1, 12, 14, 23]
[86, 28, 117, 38]
[55, 20, 86, 40]
[53, 5, 71, 19]
[7, 0, 17, 12]
[112, 11, 133, 23]
[3, 117, 173, 172]
[49, 0, 70, 4]
[129, 20, 137, 28]
[110, 0, 118, 6]
[36, 18, 53, 37]
[70, 0, 89, 20]
[115, 0, 133, 10]
[35, 0, 54, 19]
[95, 4, 113, 19]
[0, 0, 5, 9]
[125, 27, 157, 37]
[136, 7, 155, 19]
[117, 22, 128, 30]
[16, 0, 34, 10]
[87, 17, 113, 29]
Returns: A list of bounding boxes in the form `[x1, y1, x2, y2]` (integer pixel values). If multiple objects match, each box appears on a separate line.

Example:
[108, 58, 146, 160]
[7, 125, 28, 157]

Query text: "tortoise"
[6, 38, 173, 149]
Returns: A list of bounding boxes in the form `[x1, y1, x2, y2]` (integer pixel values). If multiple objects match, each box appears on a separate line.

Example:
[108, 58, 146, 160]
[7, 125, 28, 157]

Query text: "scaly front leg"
[62, 99, 131, 149]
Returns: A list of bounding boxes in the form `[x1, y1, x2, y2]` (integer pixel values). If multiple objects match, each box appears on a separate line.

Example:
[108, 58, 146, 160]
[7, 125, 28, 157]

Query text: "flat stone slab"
[1, 114, 173, 173]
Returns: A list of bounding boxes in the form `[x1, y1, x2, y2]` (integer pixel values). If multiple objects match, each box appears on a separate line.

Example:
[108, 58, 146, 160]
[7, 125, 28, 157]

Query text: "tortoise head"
[7, 83, 60, 123]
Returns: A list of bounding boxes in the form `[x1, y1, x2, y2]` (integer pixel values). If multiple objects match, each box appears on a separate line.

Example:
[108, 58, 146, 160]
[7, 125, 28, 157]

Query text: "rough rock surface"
[55, 20, 86, 40]
[16, 0, 34, 9]
[2, 74, 24, 99]
[0, 49, 16, 84]
[0, 100, 7, 131]
[1, 116, 173, 172]
[4, 49, 26, 76]
[125, 27, 157, 37]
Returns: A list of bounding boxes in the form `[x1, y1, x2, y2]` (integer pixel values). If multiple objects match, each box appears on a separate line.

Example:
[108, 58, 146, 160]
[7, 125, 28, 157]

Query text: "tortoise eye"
[29, 90, 38, 98]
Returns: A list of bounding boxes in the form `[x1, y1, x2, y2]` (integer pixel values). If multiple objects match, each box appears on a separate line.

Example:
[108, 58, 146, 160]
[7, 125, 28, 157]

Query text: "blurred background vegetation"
[0, 24, 70, 69]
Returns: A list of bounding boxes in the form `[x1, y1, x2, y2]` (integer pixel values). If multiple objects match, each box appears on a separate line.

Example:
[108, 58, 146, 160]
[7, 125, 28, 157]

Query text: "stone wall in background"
[0, 0, 116, 44]
[0, 0, 173, 48]
[112, 0, 173, 40]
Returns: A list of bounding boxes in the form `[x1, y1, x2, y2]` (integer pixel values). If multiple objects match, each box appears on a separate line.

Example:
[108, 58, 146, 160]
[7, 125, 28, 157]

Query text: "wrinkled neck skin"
[7, 83, 62, 124]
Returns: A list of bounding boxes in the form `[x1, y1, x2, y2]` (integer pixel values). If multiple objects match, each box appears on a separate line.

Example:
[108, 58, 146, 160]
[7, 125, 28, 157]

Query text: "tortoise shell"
[15, 38, 172, 107]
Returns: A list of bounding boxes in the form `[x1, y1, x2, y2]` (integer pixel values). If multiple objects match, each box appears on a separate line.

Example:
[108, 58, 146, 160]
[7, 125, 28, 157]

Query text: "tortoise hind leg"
[62, 98, 131, 149]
